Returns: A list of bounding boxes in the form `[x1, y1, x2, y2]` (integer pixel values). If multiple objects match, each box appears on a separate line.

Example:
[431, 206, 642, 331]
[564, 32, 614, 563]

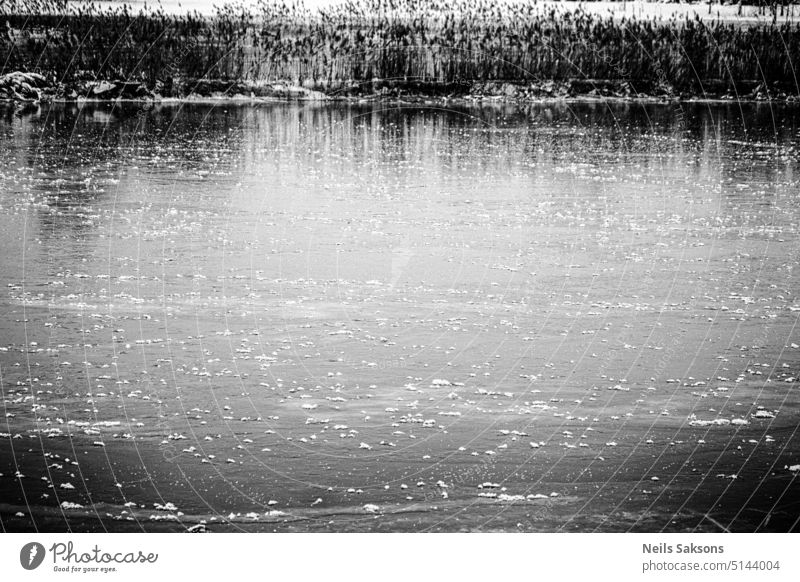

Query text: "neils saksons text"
[643, 543, 724, 554]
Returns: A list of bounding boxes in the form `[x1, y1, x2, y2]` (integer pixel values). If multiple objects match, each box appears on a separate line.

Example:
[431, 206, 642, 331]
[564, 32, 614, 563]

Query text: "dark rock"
[3, 72, 48, 88]
[119, 82, 153, 99]
[82, 80, 154, 100]
[188, 79, 249, 96]
[0, 71, 50, 101]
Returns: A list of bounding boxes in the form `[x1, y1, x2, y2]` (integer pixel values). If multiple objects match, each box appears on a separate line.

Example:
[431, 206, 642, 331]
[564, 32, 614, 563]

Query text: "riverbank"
[2, 71, 797, 105]
[2, 1, 799, 106]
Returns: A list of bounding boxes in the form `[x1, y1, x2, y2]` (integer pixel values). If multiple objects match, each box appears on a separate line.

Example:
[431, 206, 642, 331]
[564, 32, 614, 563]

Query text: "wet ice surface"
[0, 101, 799, 532]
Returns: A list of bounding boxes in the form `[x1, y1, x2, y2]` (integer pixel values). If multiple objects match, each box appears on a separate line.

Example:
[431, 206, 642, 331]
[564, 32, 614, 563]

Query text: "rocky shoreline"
[1, 71, 797, 105]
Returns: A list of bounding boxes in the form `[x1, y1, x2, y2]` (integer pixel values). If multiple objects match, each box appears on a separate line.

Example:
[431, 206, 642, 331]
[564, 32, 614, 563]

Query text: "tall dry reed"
[1, 0, 798, 92]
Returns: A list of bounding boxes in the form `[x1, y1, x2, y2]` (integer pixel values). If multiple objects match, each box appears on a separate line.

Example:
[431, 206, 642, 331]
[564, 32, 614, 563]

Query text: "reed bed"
[2, 0, 799, 93]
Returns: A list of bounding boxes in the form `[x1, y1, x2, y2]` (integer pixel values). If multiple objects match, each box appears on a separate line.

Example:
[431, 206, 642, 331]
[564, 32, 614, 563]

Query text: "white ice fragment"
[752, 410, 776, 419]
[60, 501, 84, 510]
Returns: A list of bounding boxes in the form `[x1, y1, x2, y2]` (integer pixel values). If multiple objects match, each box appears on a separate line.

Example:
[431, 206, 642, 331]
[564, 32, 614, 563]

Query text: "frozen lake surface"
[1, 100, 799, 532]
